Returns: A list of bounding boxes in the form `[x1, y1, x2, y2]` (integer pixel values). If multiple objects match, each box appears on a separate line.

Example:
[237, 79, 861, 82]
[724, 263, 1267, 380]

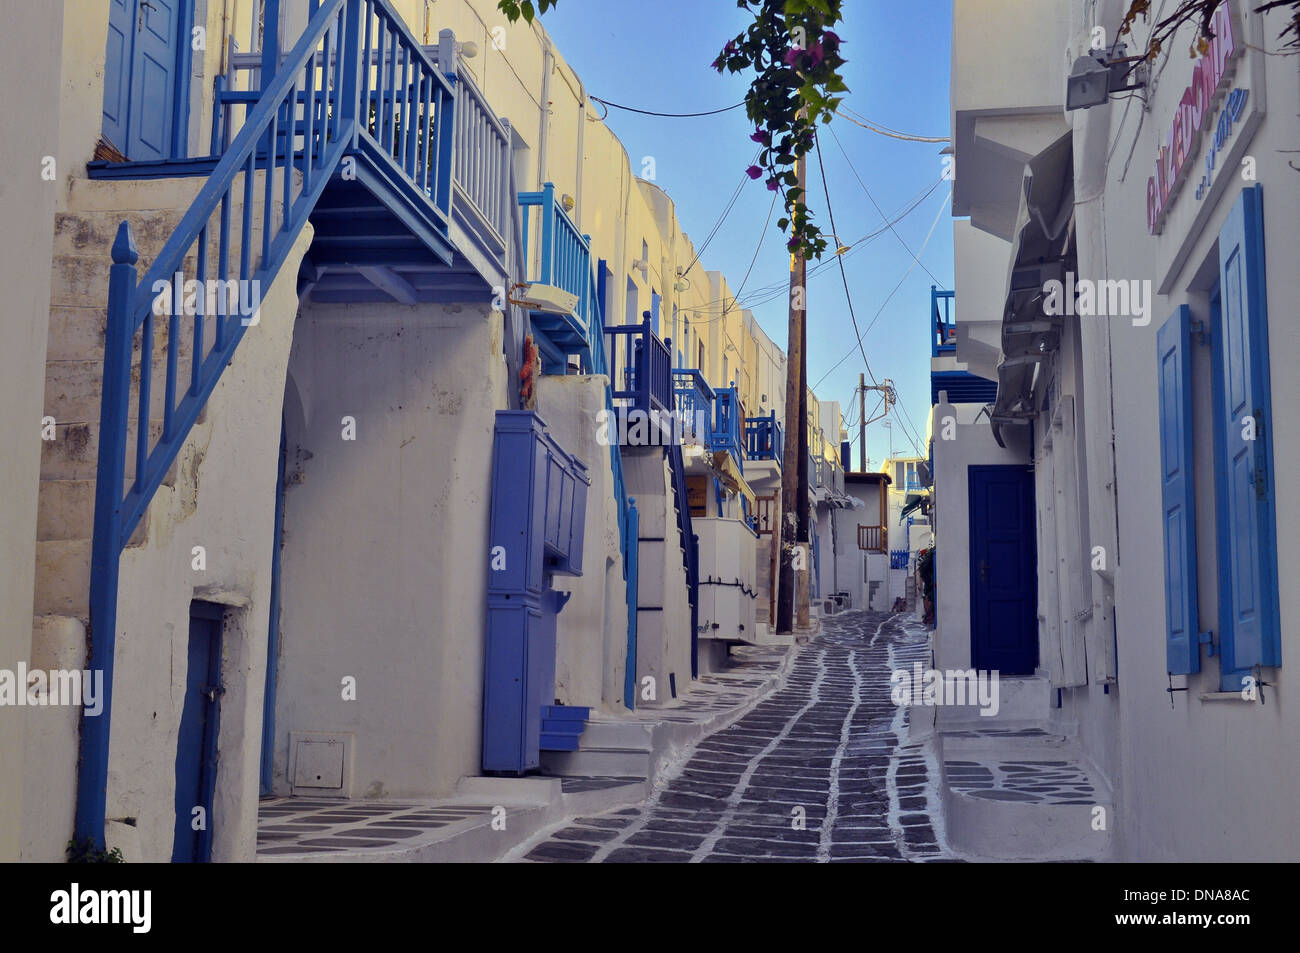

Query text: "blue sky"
[541, 0, 954, 470]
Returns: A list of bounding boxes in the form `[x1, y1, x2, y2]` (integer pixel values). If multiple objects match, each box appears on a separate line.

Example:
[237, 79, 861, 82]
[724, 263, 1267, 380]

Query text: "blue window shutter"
[650, 292, 661, 337]
[1157, 305, 1200, 675]
[1217, 184, 1280, 669]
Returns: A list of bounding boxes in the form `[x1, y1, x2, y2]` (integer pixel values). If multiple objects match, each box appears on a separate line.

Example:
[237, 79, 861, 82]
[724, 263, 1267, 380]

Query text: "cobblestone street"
[522, 611, 951, 863]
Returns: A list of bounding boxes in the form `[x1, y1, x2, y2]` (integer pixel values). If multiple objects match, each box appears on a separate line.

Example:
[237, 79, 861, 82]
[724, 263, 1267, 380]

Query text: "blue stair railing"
[78, 0, 461, 849]
[711, 387, 745, 472]
[744, 412, 784, 463]
[606, 316, 672, 415]
[590, 261, 638, 708]
[672, 369, 714, 445]
[666, 442, 700, 679]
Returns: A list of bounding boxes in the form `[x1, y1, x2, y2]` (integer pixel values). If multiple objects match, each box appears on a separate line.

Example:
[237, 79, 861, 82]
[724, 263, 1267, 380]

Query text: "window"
[625, 277, 638, 326]
[1156, 185, 1279, 690]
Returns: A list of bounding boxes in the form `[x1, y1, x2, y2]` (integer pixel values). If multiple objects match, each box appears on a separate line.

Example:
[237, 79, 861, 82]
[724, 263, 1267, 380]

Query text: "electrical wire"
[811, 187, 951, 391]
[591, 95, 746, 118]
[680, 178, 947, 323]
[813, 128, 877, 387]
[678, 149, 761, 282]
[827, 124, 946, 286]
[835, 105, 950, 143]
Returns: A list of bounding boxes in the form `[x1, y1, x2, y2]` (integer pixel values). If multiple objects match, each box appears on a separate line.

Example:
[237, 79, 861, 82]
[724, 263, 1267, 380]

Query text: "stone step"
[44, 356, 185, 427]
[580, 720, 654, 751]
[33, 539, 91, 619]
[36, 479, 95, 542]
[53, 208, 188, 261]
[41, 419, 164, 481]
[538, 746, 651, 779]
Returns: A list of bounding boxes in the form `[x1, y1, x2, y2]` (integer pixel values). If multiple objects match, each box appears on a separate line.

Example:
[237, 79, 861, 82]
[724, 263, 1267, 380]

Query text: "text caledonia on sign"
[1145, 1, 1240, 235]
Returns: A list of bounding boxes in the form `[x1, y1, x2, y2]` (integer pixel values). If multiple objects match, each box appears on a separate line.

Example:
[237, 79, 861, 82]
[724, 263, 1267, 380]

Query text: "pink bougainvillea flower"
[766, 177, 780, 192]
[745, 165, 763, 180]
[808, 41, 825, 66]
[750, 128, 771, 145]
[822, 30, 841, 47]
[783, 47, 801, 66]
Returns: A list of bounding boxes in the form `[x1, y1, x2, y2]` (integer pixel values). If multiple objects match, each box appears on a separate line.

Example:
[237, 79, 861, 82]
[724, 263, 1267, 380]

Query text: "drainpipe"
[537, 36, 553, 190]
[575, 73, 585, 230]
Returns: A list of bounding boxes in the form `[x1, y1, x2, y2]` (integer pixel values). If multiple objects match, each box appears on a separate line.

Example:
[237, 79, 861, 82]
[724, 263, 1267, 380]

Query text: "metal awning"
[899, 494, 928, 523]
[713, 451, 756, 512]
[990, 131, 1075, 446]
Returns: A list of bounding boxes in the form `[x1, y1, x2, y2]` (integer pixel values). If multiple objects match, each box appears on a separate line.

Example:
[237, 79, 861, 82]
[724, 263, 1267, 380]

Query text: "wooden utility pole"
[858, 372, 866, 473]
[777, 143, 808, 635]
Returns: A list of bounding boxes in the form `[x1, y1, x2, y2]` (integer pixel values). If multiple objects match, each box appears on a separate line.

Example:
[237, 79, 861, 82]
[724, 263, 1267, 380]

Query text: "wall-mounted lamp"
[561, 193, 575, 211]
[673, 277, 690, 292]
[1066, 44, 1147, 111]
[458, 41, 479, 59]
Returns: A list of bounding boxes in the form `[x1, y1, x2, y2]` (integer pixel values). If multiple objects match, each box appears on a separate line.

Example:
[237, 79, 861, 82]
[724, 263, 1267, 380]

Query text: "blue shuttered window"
[1215, 184, 1281, 675]
[1157, 305, 1200, 675]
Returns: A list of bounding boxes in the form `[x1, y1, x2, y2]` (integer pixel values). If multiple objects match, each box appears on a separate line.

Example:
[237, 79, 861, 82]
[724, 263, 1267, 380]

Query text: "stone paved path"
[522, 610, 951, 863]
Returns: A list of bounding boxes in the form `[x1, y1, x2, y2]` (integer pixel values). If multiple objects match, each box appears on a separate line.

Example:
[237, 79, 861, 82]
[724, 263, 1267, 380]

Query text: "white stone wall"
[0, 0, 64, 863]
[930, 400, 1030, 671]
[272, 300, 507, 801]
[536, 374, 626, 712]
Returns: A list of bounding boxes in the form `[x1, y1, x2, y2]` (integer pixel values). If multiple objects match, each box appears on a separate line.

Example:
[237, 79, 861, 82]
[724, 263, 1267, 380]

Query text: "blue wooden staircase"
[76, 0, 504, 850]
[540, 705, 592, 752]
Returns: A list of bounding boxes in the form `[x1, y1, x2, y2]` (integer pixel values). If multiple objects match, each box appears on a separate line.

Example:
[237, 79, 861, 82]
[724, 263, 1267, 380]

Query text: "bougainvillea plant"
[1120, 0, 1300, 57]
[496, 0, 848, 262]
[714, 0, 846, 261]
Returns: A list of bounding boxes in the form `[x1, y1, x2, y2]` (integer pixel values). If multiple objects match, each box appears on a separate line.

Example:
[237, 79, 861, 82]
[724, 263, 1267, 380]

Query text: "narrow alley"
[520, 611, 949, 863]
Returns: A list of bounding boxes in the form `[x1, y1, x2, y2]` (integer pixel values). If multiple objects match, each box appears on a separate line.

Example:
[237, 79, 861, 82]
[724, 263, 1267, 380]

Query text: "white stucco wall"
[273, 300, 507, 801]
[930, 400, 1030, 671]
[0, 0, 64, 864]
[536, 374, 626, 712]
[1090, 3, 1300, 860]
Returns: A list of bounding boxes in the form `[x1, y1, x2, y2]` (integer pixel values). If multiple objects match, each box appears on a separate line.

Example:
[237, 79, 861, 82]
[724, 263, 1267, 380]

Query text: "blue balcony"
[745, 412, 784, 465]
[711, 387, 745, 471]
[606, 316, 673, 416]
[932, 286, 956, 357]
[672, 369, 714, 444]
[518, 182, 595, 372]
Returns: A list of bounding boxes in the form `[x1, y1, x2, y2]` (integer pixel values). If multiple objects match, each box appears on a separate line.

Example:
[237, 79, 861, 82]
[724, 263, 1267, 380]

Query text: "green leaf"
[521, 0, 535, 23]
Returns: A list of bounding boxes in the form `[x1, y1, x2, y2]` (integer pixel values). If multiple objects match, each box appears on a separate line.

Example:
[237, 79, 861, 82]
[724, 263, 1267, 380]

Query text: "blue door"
[968, 465, 1037, 674]
[173, 601, 224, 862]
[102, 0, 187, 160]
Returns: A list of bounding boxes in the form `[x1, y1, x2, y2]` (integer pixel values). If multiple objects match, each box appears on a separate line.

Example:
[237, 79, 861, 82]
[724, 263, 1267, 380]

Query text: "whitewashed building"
[940, 0, 1299, 859]
[1, 0, 833, 863]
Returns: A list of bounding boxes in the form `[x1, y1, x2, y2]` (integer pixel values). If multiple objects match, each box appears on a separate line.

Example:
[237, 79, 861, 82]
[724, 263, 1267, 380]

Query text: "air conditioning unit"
[519, 282, 579, 315]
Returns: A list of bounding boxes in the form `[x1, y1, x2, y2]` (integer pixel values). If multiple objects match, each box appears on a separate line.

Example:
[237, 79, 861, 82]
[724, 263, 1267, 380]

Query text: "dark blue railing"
[744, 412, 784, 464]
[672, 368, 714, 444]
[80, 0, 461, 849]
[590, 261, 637, 707]
[606, 316, 672, 415]
[932, 285, 956, 357]
[711, 387, 745, 470]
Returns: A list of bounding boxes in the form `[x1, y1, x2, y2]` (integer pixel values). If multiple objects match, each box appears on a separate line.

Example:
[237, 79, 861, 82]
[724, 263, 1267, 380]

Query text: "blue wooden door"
[102, 0, 184, 160]
[173, 601, 224, 862]
[1216, 185, 1279, 671]
[968, 465, 1037, 674]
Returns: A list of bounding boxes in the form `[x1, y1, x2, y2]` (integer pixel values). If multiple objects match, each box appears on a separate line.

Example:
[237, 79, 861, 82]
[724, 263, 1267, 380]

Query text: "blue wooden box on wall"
[482, 411, 590, 773]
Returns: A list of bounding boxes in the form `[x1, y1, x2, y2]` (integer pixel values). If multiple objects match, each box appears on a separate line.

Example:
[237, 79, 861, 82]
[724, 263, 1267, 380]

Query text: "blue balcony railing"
[745, 412, 784, 464]
[933, 285, 956, 357]
[711, 387, 745, 469]
[518, 182, 594, 366]
[672, 368, 714, 443]
[606, 316, 672, 415]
